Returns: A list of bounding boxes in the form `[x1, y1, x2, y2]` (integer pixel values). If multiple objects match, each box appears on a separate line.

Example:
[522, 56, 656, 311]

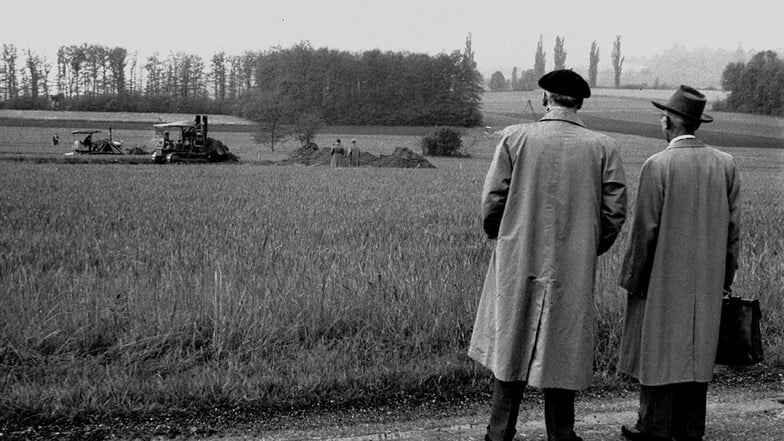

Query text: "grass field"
[482, 90, 784, 140]
[0, 98, 783, 430]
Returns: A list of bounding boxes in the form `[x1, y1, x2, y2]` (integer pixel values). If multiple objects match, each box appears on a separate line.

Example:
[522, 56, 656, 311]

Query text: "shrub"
[421, 127, 465, 157]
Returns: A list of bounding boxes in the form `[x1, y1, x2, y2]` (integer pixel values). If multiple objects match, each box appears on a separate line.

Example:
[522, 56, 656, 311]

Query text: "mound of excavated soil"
[279, 144, 435, 168]
[373, 147, 435, 168]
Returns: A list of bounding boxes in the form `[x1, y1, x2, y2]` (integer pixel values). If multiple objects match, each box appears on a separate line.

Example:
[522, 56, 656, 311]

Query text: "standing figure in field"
[347, 139, 361, 166]
[618, 86, 741, 441]
[52, 133, 60, 146]
[469, 69, 628, 441]
[330, 138, 345, 167]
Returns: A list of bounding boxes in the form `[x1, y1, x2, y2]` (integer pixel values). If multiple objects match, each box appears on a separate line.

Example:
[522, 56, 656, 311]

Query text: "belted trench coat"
[468, 109, 628, 389]
[618, 137, 741, 386]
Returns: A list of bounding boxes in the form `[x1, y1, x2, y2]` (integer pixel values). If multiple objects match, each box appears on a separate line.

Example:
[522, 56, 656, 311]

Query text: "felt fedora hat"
[652, 85, 713, 123]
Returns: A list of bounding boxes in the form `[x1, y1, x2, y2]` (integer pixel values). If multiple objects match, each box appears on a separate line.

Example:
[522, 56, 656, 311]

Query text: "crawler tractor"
[151, 115, 232, 163]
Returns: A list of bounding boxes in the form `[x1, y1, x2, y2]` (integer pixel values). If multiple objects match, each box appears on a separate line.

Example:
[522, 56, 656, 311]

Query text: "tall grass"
[0, 137, 782, 425]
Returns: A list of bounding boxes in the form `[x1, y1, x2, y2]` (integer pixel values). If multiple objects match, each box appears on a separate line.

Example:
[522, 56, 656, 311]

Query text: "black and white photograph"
[0, 1, 782, 440]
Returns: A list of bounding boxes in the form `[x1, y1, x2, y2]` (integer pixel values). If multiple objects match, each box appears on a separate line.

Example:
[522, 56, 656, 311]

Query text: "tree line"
[489, 35, 625, 92]
[717, 50, 784, 116]
[0, 39, 483, 127]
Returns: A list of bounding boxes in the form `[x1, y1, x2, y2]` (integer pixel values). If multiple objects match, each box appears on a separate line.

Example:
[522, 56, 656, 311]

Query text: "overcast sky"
[2, 0, 780, 75]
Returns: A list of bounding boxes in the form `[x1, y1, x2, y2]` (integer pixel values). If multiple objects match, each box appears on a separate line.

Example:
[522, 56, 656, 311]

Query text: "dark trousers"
[486, 378, 577, 441]
[634, 382, 708, 441]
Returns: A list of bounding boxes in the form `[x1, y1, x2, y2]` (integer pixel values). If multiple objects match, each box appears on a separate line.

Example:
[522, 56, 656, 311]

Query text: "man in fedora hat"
[469, 69, 627, 441]
[617, 85, 741, 441]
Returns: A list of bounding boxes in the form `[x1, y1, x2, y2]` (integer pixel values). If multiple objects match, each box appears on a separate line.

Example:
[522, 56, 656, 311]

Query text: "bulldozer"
[64, 129, 124, 155]
[151, 115, 233, 163]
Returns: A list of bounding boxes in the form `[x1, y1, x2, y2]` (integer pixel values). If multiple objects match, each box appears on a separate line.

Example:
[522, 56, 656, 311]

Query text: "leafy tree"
[611, 35, 624, 88]
[238, 88, 293, 152]
[489, 71, 508, 91]
[721, 62, 744, 92]
[294, 111, 324, 146]
[553, 36, 567, 70]
[534, 35, 546, 79]
[721, 50, 784, 116]
[588, 40, 600, 88]
[108, 47, 127, 94]
[421, 127, 464, 156]
[516, 69, 538, 91]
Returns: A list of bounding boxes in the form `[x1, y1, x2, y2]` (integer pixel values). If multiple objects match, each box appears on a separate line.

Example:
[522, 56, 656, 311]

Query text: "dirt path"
[214, 387, 784, 441]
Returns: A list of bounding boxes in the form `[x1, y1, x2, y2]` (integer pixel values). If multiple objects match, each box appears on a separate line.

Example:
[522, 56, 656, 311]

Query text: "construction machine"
[64, 129, 123, 155]
[151, 115, 233, 163]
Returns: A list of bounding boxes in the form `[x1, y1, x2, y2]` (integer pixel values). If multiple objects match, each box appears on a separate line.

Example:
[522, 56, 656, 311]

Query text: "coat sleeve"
[619, 158, 662, 296]
[598, 142, 628, 255]
[481, 135, 513, 239]
[724, 158, 741, 291]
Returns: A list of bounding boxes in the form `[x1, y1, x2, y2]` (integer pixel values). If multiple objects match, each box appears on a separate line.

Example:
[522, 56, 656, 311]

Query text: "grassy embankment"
[0, 101, 782, 428]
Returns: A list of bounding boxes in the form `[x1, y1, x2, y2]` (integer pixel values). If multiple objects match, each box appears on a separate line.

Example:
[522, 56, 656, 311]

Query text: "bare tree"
[211, 51, 227, 100]
[56, 47, 67, 96]
[24, 49, 42, 98]
[69, 45, 87, 98]
[144, 52, 163, 96]
[2, 44, 19, 99]
[612, 35, 625, 88]
[127, 52, 137, 93]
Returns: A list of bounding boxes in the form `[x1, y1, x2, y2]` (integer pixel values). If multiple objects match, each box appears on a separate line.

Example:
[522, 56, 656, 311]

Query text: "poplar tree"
[588, 40, 600, 88]
[534, 35, 546, 79]
[553, 36, 567, 70]
[612, 35, 624, 88]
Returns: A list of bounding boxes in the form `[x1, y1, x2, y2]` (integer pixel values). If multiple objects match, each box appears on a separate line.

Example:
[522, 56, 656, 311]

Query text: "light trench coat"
[618, 137, 741, 386]
[468, 109, 628, 390]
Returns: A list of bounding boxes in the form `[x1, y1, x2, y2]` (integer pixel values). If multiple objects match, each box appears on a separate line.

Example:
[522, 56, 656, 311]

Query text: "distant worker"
[52, 133, 59, 146]
[469, 69, 627, 441]
[83, 133, 93, 151]
[347, 139, 361, 166]
[163, 131, 174, 148]
[330, 138, 345, 167]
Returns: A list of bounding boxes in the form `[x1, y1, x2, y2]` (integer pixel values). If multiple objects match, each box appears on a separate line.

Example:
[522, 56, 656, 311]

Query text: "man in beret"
[469, 69, 628, 441]
[618, 85, 741, 441]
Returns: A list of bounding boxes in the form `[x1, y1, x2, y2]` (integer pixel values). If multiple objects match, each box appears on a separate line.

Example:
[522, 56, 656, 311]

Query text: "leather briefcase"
[715, 293, 763, 366]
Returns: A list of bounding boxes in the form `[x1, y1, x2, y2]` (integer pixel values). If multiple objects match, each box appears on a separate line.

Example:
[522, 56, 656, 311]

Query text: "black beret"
[538, 69, 591, 99]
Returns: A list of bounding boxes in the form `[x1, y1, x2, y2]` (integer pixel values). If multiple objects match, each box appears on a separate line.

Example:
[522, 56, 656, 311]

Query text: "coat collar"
[667, 135, 705, 149]
[540, 108, 585, 128]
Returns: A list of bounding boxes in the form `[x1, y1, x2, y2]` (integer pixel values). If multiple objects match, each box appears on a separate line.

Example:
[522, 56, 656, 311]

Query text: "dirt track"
[210, 385, 783, 441]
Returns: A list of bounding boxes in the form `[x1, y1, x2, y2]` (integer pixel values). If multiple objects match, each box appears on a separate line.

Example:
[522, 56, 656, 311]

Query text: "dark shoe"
[621, 423, 670, 441]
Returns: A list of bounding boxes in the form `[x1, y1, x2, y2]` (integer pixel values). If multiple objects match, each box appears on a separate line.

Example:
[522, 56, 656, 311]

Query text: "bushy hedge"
[421, 127, 466, 157]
